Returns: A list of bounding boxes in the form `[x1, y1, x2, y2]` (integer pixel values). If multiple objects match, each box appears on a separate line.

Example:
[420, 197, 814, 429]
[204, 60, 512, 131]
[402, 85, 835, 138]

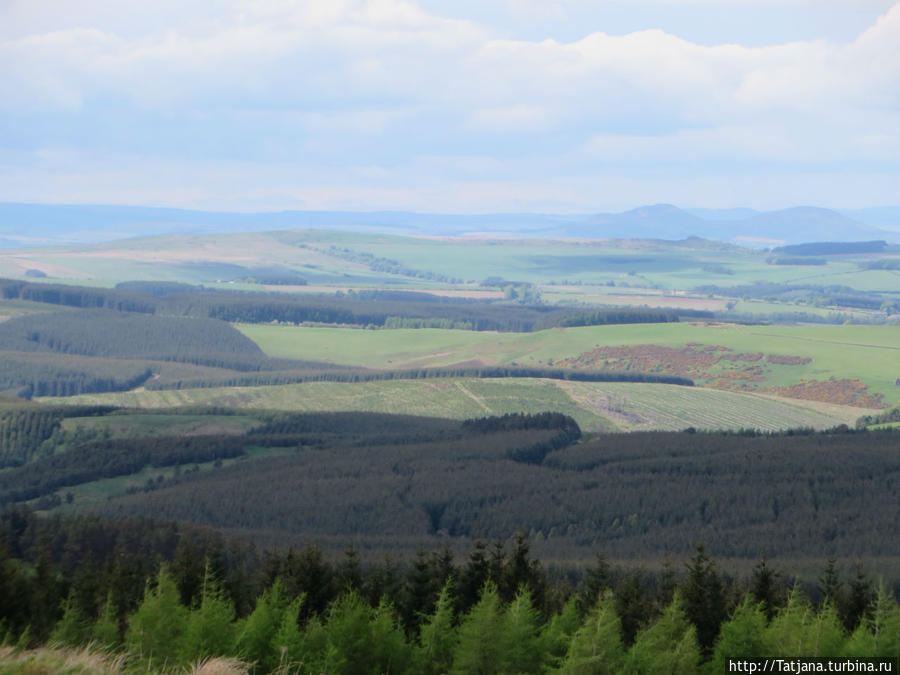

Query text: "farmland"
[42, 377, 871, 432]
[2, 230, 899, 318]
[237, 322, 900, 405]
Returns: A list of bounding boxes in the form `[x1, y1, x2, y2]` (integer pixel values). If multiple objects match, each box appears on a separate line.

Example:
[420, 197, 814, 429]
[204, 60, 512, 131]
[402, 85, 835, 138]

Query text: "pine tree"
[763, 586, 844, 657]
[29, 550, 61, 642]
[843, 580, 900, 659]
[615, 571, 652, 647]
[709, 596, 769, 672]
[419, 580, 458, 675]
[541, 596, 580, 667]
[560, 589, 625, 674]
[370, 597, 415, 675]
[125, 564, 189, 667]
[321, 590, 377, 675]
[840, 564, 874, 632]
[577, 553, 612, 615]
[336, 544, 363, 593]
[499, 586, 546, 673]
[458, 540, 490, 615]
[402, 549, 437, 633]
[452, 582, 502, 675]
[271, 597, 304, 669]
[502, 533, 545, 609]
[818, 558, 843, 606]
[235, 577, 289, 673]
[750, 559, 781, 621]
[279, 545, 336, 622]
[48, 594, 90, 647]
[625, 592, 700, 674]
[91, 592, 120, 648]
[681, 544, 726, 654]
[179, 563, 237, 663]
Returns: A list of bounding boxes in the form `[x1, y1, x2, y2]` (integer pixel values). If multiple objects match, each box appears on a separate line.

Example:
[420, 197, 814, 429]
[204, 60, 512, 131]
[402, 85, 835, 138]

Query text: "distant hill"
[0, 201, 894, 246]
[742, 207, 887, 242]
[840, 206, 900, 232]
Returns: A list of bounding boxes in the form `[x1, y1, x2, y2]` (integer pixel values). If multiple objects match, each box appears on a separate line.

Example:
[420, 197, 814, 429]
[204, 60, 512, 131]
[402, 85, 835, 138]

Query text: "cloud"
[0, 0, 898, 210]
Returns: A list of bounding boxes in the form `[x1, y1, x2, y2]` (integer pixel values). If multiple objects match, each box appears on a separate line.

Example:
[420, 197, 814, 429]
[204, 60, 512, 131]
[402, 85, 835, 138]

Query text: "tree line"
[0, 507, 897, 673]
[0, 277, 711, 332]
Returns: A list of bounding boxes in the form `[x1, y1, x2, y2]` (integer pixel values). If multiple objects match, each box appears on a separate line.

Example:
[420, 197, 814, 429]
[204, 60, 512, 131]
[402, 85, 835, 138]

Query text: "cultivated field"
[42, 377, 871, 432]
[237, 322, 900, 405]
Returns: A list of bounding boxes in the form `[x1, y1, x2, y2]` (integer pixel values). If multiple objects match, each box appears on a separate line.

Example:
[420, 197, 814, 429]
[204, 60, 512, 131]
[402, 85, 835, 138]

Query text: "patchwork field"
[237, 322, 900, 406]
[41, 377, 872, 432]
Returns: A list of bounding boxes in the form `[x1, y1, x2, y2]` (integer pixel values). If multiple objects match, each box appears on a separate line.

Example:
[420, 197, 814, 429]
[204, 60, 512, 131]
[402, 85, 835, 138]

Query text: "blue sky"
[1, 0, 898, 213]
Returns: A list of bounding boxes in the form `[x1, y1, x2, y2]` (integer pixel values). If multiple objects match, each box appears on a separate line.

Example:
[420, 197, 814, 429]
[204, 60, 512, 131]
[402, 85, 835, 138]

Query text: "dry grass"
[0, 646, 252, 675]
[0, 644, 126, 674]
[186, 657, 250, 675]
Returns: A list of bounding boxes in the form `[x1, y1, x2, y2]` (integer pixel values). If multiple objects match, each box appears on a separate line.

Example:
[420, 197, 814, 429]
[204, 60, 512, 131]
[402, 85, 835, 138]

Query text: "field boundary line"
[747, 332, 900, 351]
[454, 381, 493, 414]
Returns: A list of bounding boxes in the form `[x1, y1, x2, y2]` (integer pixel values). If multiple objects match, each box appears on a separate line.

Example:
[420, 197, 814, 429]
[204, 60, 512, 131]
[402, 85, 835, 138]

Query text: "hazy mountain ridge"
[0, 201, 896, 247]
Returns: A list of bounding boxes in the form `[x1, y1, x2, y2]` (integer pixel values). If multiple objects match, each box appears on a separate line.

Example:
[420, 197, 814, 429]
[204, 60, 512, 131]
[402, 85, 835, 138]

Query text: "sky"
[1, 0, 898, 214]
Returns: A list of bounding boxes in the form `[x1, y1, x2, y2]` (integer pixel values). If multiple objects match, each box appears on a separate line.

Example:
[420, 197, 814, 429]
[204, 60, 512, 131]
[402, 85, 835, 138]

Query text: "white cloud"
[0, 0, 898, 210]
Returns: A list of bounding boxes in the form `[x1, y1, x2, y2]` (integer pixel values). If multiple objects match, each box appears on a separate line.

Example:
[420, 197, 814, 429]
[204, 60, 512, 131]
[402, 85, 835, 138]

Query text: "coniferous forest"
[1, 506, 899, 673]
[0, 404, 898, 671]
[0, 278, 898, 671]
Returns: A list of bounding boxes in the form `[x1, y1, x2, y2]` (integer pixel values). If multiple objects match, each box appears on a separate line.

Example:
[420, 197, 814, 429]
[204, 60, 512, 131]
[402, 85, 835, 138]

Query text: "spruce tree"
[681, 544, 726, 654]
[615, 571, 652, 647]
[841, 564, 874, 632]
[458, 540, 490, 615]
[750, 559, 781, 622]
[818, 558, 843, 607]
[577, 553, 612, 615]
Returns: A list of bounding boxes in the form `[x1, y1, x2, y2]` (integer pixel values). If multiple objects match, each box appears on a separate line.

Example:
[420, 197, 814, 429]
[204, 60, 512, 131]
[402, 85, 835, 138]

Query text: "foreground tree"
[125, 564, 188, 667]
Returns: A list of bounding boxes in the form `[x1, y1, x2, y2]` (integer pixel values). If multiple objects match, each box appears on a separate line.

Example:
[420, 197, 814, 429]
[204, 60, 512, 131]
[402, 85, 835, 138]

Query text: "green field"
[59, 413, 260, 438]
[41, 377, 870, 433]
[3, 231, 899, 321]
[237, 322, 900, 404]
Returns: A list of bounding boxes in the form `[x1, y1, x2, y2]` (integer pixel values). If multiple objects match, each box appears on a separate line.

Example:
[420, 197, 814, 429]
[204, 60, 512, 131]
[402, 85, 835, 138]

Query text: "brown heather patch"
[766, 354, 813, 365]
[557, 343, 885, 407]
[769, 378, 886, 409]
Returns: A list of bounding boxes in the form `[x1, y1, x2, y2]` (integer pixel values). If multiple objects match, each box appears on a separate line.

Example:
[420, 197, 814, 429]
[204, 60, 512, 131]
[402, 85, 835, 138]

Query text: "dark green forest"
[0, 508, 897, 673]
[1, 407, 898, 564]
[0, 271, 897, 669]
[0, 405, 898, 669]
